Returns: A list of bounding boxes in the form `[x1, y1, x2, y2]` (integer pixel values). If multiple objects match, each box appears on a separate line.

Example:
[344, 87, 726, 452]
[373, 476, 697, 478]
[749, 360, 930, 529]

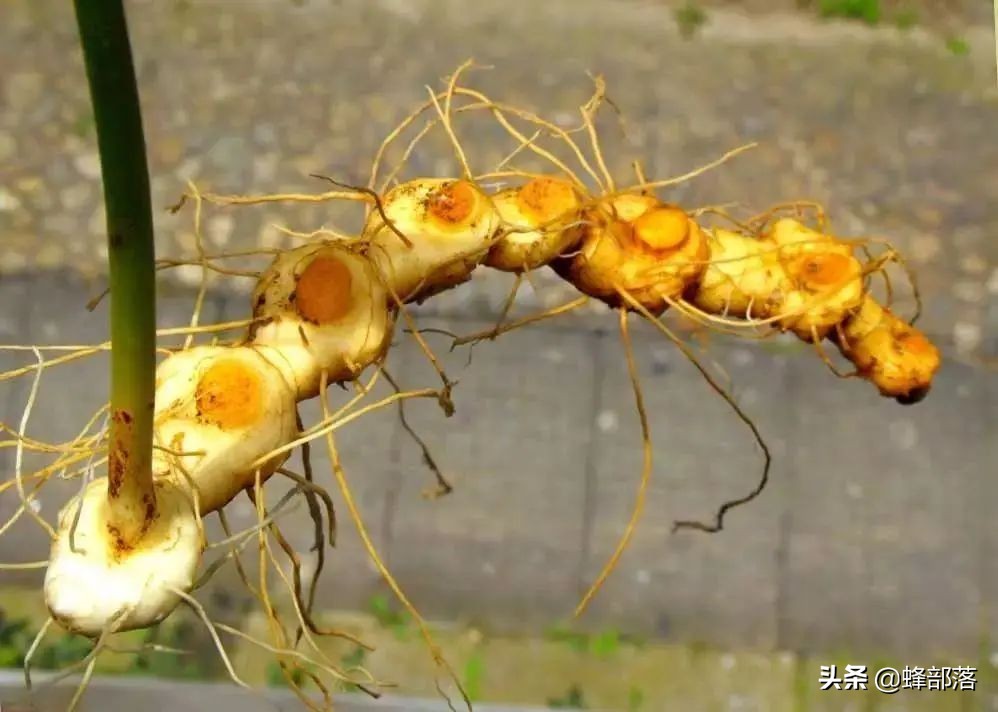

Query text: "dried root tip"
[363, 178, 500, 302]
[154, 345, 298, 513]
[555, 193, 707, 313]
[44, 478, 202, 636]
[485, 176, 584, 272]
[250, 244, 392, 399]
[834, 295, 940, 402]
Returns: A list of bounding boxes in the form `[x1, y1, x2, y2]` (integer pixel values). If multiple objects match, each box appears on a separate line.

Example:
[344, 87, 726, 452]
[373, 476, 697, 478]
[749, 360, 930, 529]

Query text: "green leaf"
[674, 2, 708, 40]
[463, 650, 486, 701]
[819, 0, 881, 25]
[391, 621, 412, 641]
[945, 37, 970, 56]
[0, 647, 23, 668]
[369, 594, 405, 628]
[265, 661, 310, 688]
[0, 618, 28, 647]
[265, 661, 288, 687]
[893, 8, 918, 30]
[628, 686, 645, 711]
[544, 625, 588, 653]
[341, 645, 366, 669]
[548, 684, 587, 708]
[589, 629, 620, 658]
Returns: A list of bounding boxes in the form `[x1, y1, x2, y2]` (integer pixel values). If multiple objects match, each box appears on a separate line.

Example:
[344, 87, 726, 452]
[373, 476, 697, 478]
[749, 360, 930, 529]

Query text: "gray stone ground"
[0, 672, 552, 712]
[2, 0, 997, 359]
[0, 0, 997, 701]
[1, 267, 994, 659]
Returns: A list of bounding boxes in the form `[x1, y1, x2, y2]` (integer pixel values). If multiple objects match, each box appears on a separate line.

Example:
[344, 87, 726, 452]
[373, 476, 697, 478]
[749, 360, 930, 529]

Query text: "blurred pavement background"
[0, 0, 996, 708]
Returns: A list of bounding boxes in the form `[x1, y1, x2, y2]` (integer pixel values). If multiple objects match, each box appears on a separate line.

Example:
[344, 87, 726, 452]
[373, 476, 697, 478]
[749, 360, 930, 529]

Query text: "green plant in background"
[124, 620, 204, 680]
[945, 36, 970, 56]
[545, 624, 642, 657]
[819, 0, 881, 24]
[1, 608, 214, 680]
[547, 683, 588, 709]
[893, 7, 918, 30]
[340, 645, 366, 669]
[334, 646, 369, 693]
[674, 1, 707, 40]
[0, 613, 89, 670]
[588, 629, 621, 658]
[1, 613, 94, 672]
[368, 593, 412, 640]
[0, 615, 29, 668]
[545, 625, 590, 653]
[627, 685, 645, 712]
[30, 635, 93, 672]
[463, 649, 486, 701]
[792, 655, 812, 712]
[266, 660, 313, 689]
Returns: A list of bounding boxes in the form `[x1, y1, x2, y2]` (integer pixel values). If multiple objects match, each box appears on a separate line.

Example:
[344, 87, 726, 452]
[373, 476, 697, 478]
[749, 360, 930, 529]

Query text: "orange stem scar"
[427, 180, 477, 226]
[795, 252, 855, 290]
[196, 359, 264, 430]
[633, 207, 690, 251]
[516, 176, 578, 222]
[295, 255, 354, 324]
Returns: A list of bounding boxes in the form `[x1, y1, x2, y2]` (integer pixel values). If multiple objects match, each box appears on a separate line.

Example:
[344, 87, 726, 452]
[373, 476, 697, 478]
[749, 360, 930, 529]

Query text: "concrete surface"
[0, 672, 567, 712]
[1, 271, 994, 659]
[0, 0, 996, 708]
[1, 0, 996, 359]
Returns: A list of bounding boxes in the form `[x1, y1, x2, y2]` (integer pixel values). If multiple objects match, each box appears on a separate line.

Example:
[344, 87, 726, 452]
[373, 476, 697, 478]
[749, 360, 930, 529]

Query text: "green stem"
[74, 0, 157, 546]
